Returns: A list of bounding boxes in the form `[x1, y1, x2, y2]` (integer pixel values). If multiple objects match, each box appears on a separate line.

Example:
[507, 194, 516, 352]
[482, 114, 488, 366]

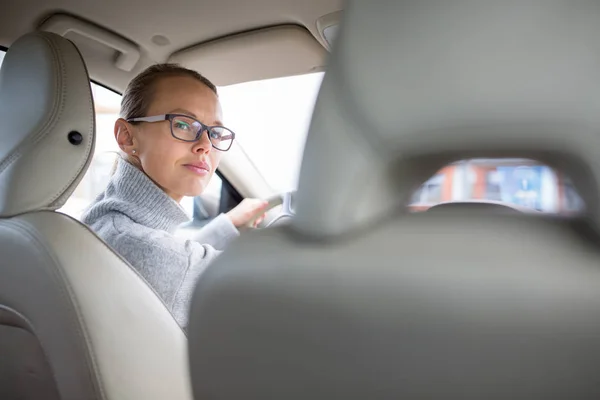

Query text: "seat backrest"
[0, 32, 192, 400]
[188, 1, 600, 399]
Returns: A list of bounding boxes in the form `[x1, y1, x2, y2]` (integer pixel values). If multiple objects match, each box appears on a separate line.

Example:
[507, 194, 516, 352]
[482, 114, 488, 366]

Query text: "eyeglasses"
[127, 113, 236, 152]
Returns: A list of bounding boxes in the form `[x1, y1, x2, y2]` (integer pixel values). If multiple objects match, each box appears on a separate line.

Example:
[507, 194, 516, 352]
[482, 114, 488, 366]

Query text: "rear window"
[409, 159, 584, 214]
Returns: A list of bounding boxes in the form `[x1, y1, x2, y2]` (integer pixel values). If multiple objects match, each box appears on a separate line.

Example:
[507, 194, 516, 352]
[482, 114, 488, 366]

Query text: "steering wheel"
[247, 191, 296, 228]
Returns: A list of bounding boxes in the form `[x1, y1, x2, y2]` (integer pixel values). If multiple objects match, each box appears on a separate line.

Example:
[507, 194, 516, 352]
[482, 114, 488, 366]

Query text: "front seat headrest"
[294, 0, 600, 238]
[0, 32, 95, 217]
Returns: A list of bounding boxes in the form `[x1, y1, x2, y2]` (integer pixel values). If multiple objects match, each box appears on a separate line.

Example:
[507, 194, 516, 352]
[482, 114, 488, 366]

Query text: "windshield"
[218, 72, 324, 192]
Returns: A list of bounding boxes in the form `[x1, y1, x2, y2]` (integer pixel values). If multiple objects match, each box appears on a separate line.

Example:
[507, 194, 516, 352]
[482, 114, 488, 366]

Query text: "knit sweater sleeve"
[174, 213, 239, 250]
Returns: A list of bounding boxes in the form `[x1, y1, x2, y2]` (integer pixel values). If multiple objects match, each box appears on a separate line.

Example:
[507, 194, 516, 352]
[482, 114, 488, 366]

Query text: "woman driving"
[82, 63, 268, 329]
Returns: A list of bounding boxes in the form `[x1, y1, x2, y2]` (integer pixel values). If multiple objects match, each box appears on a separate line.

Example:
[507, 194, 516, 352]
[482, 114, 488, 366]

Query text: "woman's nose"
[192, 130, 212, 153]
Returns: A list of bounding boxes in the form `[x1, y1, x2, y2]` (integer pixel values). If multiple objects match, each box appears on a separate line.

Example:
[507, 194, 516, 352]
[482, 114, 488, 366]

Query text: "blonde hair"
[120, 63, 217, 121]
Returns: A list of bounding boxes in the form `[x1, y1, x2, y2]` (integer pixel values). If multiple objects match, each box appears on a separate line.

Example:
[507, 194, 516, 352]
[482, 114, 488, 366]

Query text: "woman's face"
[120, 76, 224, 202]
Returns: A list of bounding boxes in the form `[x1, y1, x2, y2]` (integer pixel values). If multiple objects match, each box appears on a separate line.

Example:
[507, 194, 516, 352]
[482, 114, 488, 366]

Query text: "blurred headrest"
[0, 32, 95, 217]
[294, 0, 600, 237]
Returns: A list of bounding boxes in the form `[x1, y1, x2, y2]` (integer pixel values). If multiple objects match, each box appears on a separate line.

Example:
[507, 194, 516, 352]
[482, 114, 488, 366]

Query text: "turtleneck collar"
[82, 158, 190, 233]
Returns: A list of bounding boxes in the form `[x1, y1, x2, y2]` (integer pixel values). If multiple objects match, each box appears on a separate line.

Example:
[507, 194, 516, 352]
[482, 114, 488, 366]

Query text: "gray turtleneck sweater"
[81, 158, 239, 329]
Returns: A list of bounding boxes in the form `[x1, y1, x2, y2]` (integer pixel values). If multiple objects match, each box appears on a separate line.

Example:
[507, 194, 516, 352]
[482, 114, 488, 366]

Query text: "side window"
[0, 49, 5, 65]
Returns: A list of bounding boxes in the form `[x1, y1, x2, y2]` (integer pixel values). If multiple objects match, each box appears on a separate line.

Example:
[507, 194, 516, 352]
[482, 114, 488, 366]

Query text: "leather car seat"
[0, 32, 192, 400]
[187, 1, 600, 398]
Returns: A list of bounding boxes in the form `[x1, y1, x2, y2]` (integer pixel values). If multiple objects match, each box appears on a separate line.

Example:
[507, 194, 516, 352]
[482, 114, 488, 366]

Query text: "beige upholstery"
[0, 32, 191, 400]
[188, 1, 600, 398]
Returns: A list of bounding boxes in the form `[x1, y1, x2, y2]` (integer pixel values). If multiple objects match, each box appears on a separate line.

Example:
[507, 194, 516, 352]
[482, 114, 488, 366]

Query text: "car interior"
[2, 0, 600, 399]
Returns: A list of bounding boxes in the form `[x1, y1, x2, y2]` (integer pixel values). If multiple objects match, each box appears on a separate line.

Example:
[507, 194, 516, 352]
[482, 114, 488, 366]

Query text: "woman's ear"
[114, 118, 137, 156]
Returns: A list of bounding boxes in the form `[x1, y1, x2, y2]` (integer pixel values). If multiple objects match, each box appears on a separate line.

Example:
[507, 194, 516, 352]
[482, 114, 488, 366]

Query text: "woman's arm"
[175, 213, 239, 251]
[175, 198, 270, 251]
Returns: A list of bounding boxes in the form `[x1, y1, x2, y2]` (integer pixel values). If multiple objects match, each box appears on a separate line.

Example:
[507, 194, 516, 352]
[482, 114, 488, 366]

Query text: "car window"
[409, 158, 584, 214]
[218, 72, 324, 193]
[0, 49, 4, 65]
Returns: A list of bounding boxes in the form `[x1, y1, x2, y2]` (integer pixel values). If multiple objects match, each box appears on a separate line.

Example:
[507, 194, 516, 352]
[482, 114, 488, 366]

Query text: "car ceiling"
[1, 0, 342, 90]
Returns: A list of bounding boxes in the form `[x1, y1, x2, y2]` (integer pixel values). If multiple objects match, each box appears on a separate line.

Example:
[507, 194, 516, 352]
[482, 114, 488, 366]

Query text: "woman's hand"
[227, 198, 270, 228]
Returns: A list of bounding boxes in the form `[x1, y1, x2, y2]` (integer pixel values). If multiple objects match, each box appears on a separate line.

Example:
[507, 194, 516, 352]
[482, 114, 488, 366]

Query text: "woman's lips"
[183, 162, 210, 176]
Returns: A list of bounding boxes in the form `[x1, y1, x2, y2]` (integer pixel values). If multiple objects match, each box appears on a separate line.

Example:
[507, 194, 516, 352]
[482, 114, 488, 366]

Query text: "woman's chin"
[178, 183, 206, 198]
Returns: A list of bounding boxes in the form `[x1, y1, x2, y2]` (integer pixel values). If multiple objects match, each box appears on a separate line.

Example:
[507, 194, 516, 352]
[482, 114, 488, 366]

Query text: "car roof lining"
[170, 25, 326, 87]
[1, 0, 342, 91]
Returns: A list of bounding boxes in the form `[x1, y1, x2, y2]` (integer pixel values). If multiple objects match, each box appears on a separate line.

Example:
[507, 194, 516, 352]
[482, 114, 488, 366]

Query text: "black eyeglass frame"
[127, 113, 236, 151]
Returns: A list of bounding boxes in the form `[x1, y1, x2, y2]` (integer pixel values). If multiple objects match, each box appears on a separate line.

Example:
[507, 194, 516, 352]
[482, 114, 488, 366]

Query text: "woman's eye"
[174, 121, 191, 131]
